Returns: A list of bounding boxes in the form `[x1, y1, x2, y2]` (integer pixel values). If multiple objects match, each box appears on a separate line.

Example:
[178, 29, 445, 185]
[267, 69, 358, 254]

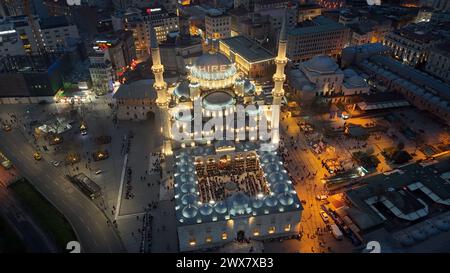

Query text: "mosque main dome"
[189, 51, 237, 89]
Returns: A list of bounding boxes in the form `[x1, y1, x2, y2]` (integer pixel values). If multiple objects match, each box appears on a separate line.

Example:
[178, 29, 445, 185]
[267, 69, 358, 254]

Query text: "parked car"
[51, 160, 60, 167]
[316, 195, 328, 201]
[320, 210, 329, 223]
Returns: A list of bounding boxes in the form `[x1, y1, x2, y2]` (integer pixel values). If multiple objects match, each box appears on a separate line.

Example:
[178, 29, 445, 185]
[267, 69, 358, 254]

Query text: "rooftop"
[40, 16, 70, 30]
[345, 156, 450, 232]
[220, 36, 274, 63]
[173, 145, 303, 226]
[288, 16, 347, 36]
[112, 79, 156, 100]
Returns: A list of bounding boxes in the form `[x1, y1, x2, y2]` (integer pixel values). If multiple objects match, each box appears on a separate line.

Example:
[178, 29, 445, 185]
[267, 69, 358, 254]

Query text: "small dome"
[214, 201, 228, 214]
[422, 222, 439, 236]
[268, 172, 288, 184]
[199, 203, 213, 216]
[180, 182, 196, 194]
[278, 192, 294, 206]
[178, 163, 194, 173]
[178, 173, 195, 184]
[202, 91, 235, 110]
[182, 204, 198, 218]
[304, 55, 338, 74]
[345, 75, 366, 87]
[181, 193, 197, 205]
[272, 182, 289, 194]
[228, 192, 251, 215]
[244, 80, 255, 94]
[264, 195, 278, 207]
[265, 163, 281, 174]
[397, 233, 415, 246]
[410, 229, 428, 241]
[252, 198, 264, 209]
[229, 192, 250, 208]
[260, 153, 277, 163]
[173, 81, 190, 98]
[433, 218, 450, 231]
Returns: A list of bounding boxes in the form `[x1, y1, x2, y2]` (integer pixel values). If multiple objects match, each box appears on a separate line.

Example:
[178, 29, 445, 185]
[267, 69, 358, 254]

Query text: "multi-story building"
[112, 0, 178, 13]
[234, 0, 256, 11]
[357, 55, 450, 124]
[0, 54, 64, 101]
[286, 16, 349, 63]
[425, 42, 450, 84]
[254, 3, 297, 42]
[0, 15, 43, 54]
[0, 28, 26, 56]
[383, 24, 443, 67]
[92, 30, 137, 78]
[219, 35, 275, 80]
[229, 6, 250, 37]
[89, 51, 114, 95]
[421, 0, 450, 11]
[159, 32, 203, 74]
[205, 9, 231, 40]
[348, 23, 375, 46]
[297, 3, 322, 23]
[0, 0, 24, 17]
[237, 14, 271, 42]
[40, 16, 80, 52]
[112, 7, 179, 58]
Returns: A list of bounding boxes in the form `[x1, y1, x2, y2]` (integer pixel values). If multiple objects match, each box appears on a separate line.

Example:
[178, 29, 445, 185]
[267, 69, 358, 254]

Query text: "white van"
[330, 224, 343, 240]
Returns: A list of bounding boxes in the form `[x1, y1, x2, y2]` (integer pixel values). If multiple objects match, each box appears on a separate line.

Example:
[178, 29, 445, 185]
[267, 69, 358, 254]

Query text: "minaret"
[272, 10, 288, 106]
[150, 24, 168, 105]
[149, 23, 172, 155]
[270, 9, 288, 147]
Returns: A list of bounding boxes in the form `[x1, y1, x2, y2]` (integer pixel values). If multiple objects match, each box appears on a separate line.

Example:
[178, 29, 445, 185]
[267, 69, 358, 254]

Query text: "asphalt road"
[0, 128, 125, 253]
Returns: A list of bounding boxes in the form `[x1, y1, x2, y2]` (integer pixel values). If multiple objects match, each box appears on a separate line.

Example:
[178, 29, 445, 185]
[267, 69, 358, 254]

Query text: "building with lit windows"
[111, 7, 179, 58]
[205, 9, 231, 40]
[219, 36, 275, 80]
[89, 51, 114, 95]
[383, 24, 443, 67]
[39, 16, 80, 52]
[92, 30, 137, 78]
[424, 42, 450, 84]
[286, 16, 349, 63]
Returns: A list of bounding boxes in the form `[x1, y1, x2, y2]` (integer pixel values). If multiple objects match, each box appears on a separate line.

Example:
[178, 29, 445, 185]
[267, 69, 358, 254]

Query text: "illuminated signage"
[146, 8, 162, 14]
[196, 65, 229, 73]
[0, 30, 16, 35]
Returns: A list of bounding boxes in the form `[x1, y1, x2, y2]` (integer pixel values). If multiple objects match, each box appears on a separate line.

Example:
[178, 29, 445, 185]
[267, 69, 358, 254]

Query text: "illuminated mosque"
[145, 12, 303, 251]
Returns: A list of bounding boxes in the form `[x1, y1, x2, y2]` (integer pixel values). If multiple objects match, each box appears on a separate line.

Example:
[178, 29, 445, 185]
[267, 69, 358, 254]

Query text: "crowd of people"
[149, 152, 162, 175]
[196, 155, 268, 203]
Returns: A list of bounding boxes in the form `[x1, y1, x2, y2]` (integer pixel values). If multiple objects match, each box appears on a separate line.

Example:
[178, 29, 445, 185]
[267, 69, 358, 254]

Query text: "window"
[284, 224, 291, 232]
[189, 238, 196, 246]
[205, 236, 212, 243]
[268, 226, 276, 234]
[253, 229, 260, 236]
[221, 232, 228, 240]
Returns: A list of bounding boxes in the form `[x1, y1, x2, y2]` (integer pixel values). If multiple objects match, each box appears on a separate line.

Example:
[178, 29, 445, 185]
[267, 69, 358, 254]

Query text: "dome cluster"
[174, 149, 303, 225]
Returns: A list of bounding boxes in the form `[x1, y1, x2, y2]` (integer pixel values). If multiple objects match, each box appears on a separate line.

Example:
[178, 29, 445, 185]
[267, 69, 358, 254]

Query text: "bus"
[330, 224, 343, 240]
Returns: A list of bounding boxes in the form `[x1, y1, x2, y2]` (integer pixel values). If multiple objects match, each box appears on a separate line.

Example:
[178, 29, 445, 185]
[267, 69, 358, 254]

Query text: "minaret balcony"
[273, 75, 286, 82]
[152, 66, 164, 73]
[275, 58, 287, 65]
